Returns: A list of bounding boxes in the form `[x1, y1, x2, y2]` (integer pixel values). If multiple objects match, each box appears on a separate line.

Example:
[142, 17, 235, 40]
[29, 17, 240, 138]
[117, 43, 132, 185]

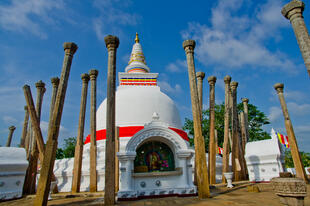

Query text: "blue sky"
[0, 0, 309, 153]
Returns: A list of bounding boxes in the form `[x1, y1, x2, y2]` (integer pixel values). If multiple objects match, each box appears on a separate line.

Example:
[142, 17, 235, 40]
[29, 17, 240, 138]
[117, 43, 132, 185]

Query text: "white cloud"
[268, 106, 282, 122]
[0, 0, 65, 39]
[2, 116, 18, 124]
[157, 81, 182, 94]
[287, 102, 310, 116]
[295, 124, 310, 133]
[181, 0, 299, 74]
[165, 60, 187, 73]
[92, 0, 140, 40]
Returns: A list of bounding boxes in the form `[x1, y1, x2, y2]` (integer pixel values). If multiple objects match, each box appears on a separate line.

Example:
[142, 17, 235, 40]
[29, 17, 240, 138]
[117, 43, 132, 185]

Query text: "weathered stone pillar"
[230, 81, 241, 181]
[239, 111, 247, 153]
[222, 75, 231, 183]
[72, 73, 90, 193]
[208, 76, 217, 185]
[6, 126, 16, 147]
[34, 42, 78, 206]
[196, 72, 205, 112]
[274, 83, 308, 183]
[115, 126, 120, 193]
[28, 80, 46, 194]
[183, 39, 210, 198]
[49, 77, 60, 129]
[242, 98, 249, 143]
[282, 0, 310, 77]
[104, 35, 119, 205]
[20, 106, 29, 148]
[195, 71, 205, 186]
[89, 69, 98, 193]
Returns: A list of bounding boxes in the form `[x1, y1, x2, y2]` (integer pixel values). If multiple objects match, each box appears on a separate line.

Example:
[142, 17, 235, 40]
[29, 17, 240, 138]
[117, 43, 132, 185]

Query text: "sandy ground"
[1, 182, 309, 206]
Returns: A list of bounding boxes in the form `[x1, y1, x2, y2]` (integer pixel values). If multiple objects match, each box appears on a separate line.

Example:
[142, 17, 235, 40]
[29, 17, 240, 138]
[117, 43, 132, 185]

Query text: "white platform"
[0, 147, 28, 200]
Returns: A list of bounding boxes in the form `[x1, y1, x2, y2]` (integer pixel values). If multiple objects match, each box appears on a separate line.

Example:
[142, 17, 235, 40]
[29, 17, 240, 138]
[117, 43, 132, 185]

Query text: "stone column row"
[104, 35, 119, 205]
[34, 42, 78, 206]
[72, 73, 90, 193]
[282, 0, 310, 77]
[6, 126, 16, 147]
[183, 39, 210, 198]
[274, 83, 308, 183]
[89, 69, 98, 192]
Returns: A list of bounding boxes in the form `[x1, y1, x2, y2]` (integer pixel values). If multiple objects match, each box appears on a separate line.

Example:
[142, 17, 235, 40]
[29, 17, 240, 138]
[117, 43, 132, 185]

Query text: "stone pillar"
[274, 83, 308, 183]
[282, 0, 310, 77]
[6, 126, 16, 147]
[196, 72, 205, 112]
[222, 75, 231, 183]
[28, 80, 46, 194]
[195, 71, 205, 186]
[104, 35, 119, 205]
[239, 111, 247, 153]
[20, 106, 29, 148]
[183, 39, 210, 198]
[115, 126, 120, 193]
[72, 73, 90, 193]
[242, 98, 249, 143]
[49, 77, 60, 129]
[230, 81, 241, 181]
[89, 69, 98, 192]
[208, 76, 217, 185]
[34, 42, 78, 206]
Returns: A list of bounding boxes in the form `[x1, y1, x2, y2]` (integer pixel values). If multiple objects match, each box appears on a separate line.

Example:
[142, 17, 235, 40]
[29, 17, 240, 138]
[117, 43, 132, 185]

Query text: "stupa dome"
[96, 86, 182, 130]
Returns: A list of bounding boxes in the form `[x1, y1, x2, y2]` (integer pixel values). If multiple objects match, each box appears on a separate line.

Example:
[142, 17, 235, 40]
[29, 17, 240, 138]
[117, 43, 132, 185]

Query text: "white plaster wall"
[0, 147, 28, 200]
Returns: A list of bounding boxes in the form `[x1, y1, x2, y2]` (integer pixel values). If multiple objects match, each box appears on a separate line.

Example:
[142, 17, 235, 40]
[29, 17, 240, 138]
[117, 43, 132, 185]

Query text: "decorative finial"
[152, 112, 159, 121]
[135, 32, 139, 43]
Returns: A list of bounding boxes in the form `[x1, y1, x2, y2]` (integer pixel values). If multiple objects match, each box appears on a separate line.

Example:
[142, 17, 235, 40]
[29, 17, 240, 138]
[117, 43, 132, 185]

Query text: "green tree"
[183, 102, 271, 152]
[55, 137, 77, 159]
[285, 150, 310, 168]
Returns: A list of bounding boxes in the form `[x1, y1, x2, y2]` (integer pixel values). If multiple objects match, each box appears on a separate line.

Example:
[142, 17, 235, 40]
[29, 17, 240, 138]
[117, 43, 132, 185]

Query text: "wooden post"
[207, 76, 217, 185]
[34, 42, 78, 206]
[29, 81, 46, 194]
[20, 106, 29, 148]
[6, 126, 16, 147]
[274, 83, 308, 183]
[72, 73, 90, 193]
[183, 39, 210, 198]
[282, 1, 310, 77]
[195, 71, 205, 186]
[89, 69, 98, 192]
[115, 126, 120, 193]
[222, 75, 231, 183]
[104, 35, 119, 205]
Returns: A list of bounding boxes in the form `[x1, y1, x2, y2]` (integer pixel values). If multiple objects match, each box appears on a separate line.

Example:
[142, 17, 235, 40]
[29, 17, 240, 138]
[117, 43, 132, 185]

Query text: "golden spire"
[135, 32, 139, 43]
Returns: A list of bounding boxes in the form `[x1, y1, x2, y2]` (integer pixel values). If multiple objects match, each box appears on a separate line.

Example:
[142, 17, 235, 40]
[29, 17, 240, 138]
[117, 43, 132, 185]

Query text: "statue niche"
[134, 141, 175, 173]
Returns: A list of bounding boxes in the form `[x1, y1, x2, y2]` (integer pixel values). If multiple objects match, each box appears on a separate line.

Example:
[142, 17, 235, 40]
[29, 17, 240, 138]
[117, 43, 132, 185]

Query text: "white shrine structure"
[53, 34, 196, 199]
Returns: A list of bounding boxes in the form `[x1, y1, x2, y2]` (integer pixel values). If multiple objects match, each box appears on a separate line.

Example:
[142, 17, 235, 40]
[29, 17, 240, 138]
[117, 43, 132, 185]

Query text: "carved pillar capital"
[104, 35, 120, 50]
[207, 76, 217, 85]
[63, 42, 78, 56]
[196, 71, 205, 80]
[224, 75, 231, 84]
[274, 83, 284, 94]
[183, 40, 196, 54]
[282, 0, 305, 20]
[89, 69, 98, 80]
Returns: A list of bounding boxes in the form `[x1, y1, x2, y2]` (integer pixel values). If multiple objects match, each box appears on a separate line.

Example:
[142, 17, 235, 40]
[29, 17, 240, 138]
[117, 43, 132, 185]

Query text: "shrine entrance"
[134, 141, 175, 173]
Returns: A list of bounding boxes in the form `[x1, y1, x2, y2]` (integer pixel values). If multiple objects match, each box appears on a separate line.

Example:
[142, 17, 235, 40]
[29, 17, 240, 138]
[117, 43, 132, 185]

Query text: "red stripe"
[84, 126, 189, 144]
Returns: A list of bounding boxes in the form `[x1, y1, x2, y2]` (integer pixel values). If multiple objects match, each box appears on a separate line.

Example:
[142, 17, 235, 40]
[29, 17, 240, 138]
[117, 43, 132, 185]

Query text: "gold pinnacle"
[135, 32, 139, 43]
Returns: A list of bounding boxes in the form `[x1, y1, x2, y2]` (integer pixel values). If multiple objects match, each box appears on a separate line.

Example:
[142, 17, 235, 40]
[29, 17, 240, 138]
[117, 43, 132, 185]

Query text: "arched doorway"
[134, 141, 175, 173]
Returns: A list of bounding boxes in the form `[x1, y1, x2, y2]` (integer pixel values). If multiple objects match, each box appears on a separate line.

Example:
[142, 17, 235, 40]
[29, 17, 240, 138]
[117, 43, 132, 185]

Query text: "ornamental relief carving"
[126, 127, 187, 152]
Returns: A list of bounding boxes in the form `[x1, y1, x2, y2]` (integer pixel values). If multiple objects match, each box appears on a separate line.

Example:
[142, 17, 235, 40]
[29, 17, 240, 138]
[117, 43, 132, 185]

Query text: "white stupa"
[53, 33, 196, 199]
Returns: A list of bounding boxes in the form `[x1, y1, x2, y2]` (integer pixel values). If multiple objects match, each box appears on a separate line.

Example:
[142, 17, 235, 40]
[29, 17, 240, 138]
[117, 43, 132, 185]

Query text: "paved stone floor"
[1, 183, 309, 206]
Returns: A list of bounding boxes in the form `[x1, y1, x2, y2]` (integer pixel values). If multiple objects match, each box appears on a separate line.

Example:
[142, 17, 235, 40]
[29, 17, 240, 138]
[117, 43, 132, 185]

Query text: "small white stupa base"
[223, 172, 234, 188]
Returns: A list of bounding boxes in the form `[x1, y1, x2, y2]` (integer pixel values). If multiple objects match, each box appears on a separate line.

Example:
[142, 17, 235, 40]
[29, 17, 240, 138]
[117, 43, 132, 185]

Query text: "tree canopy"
[56, 137, 76, 159]
[183, 102, 271, 151]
